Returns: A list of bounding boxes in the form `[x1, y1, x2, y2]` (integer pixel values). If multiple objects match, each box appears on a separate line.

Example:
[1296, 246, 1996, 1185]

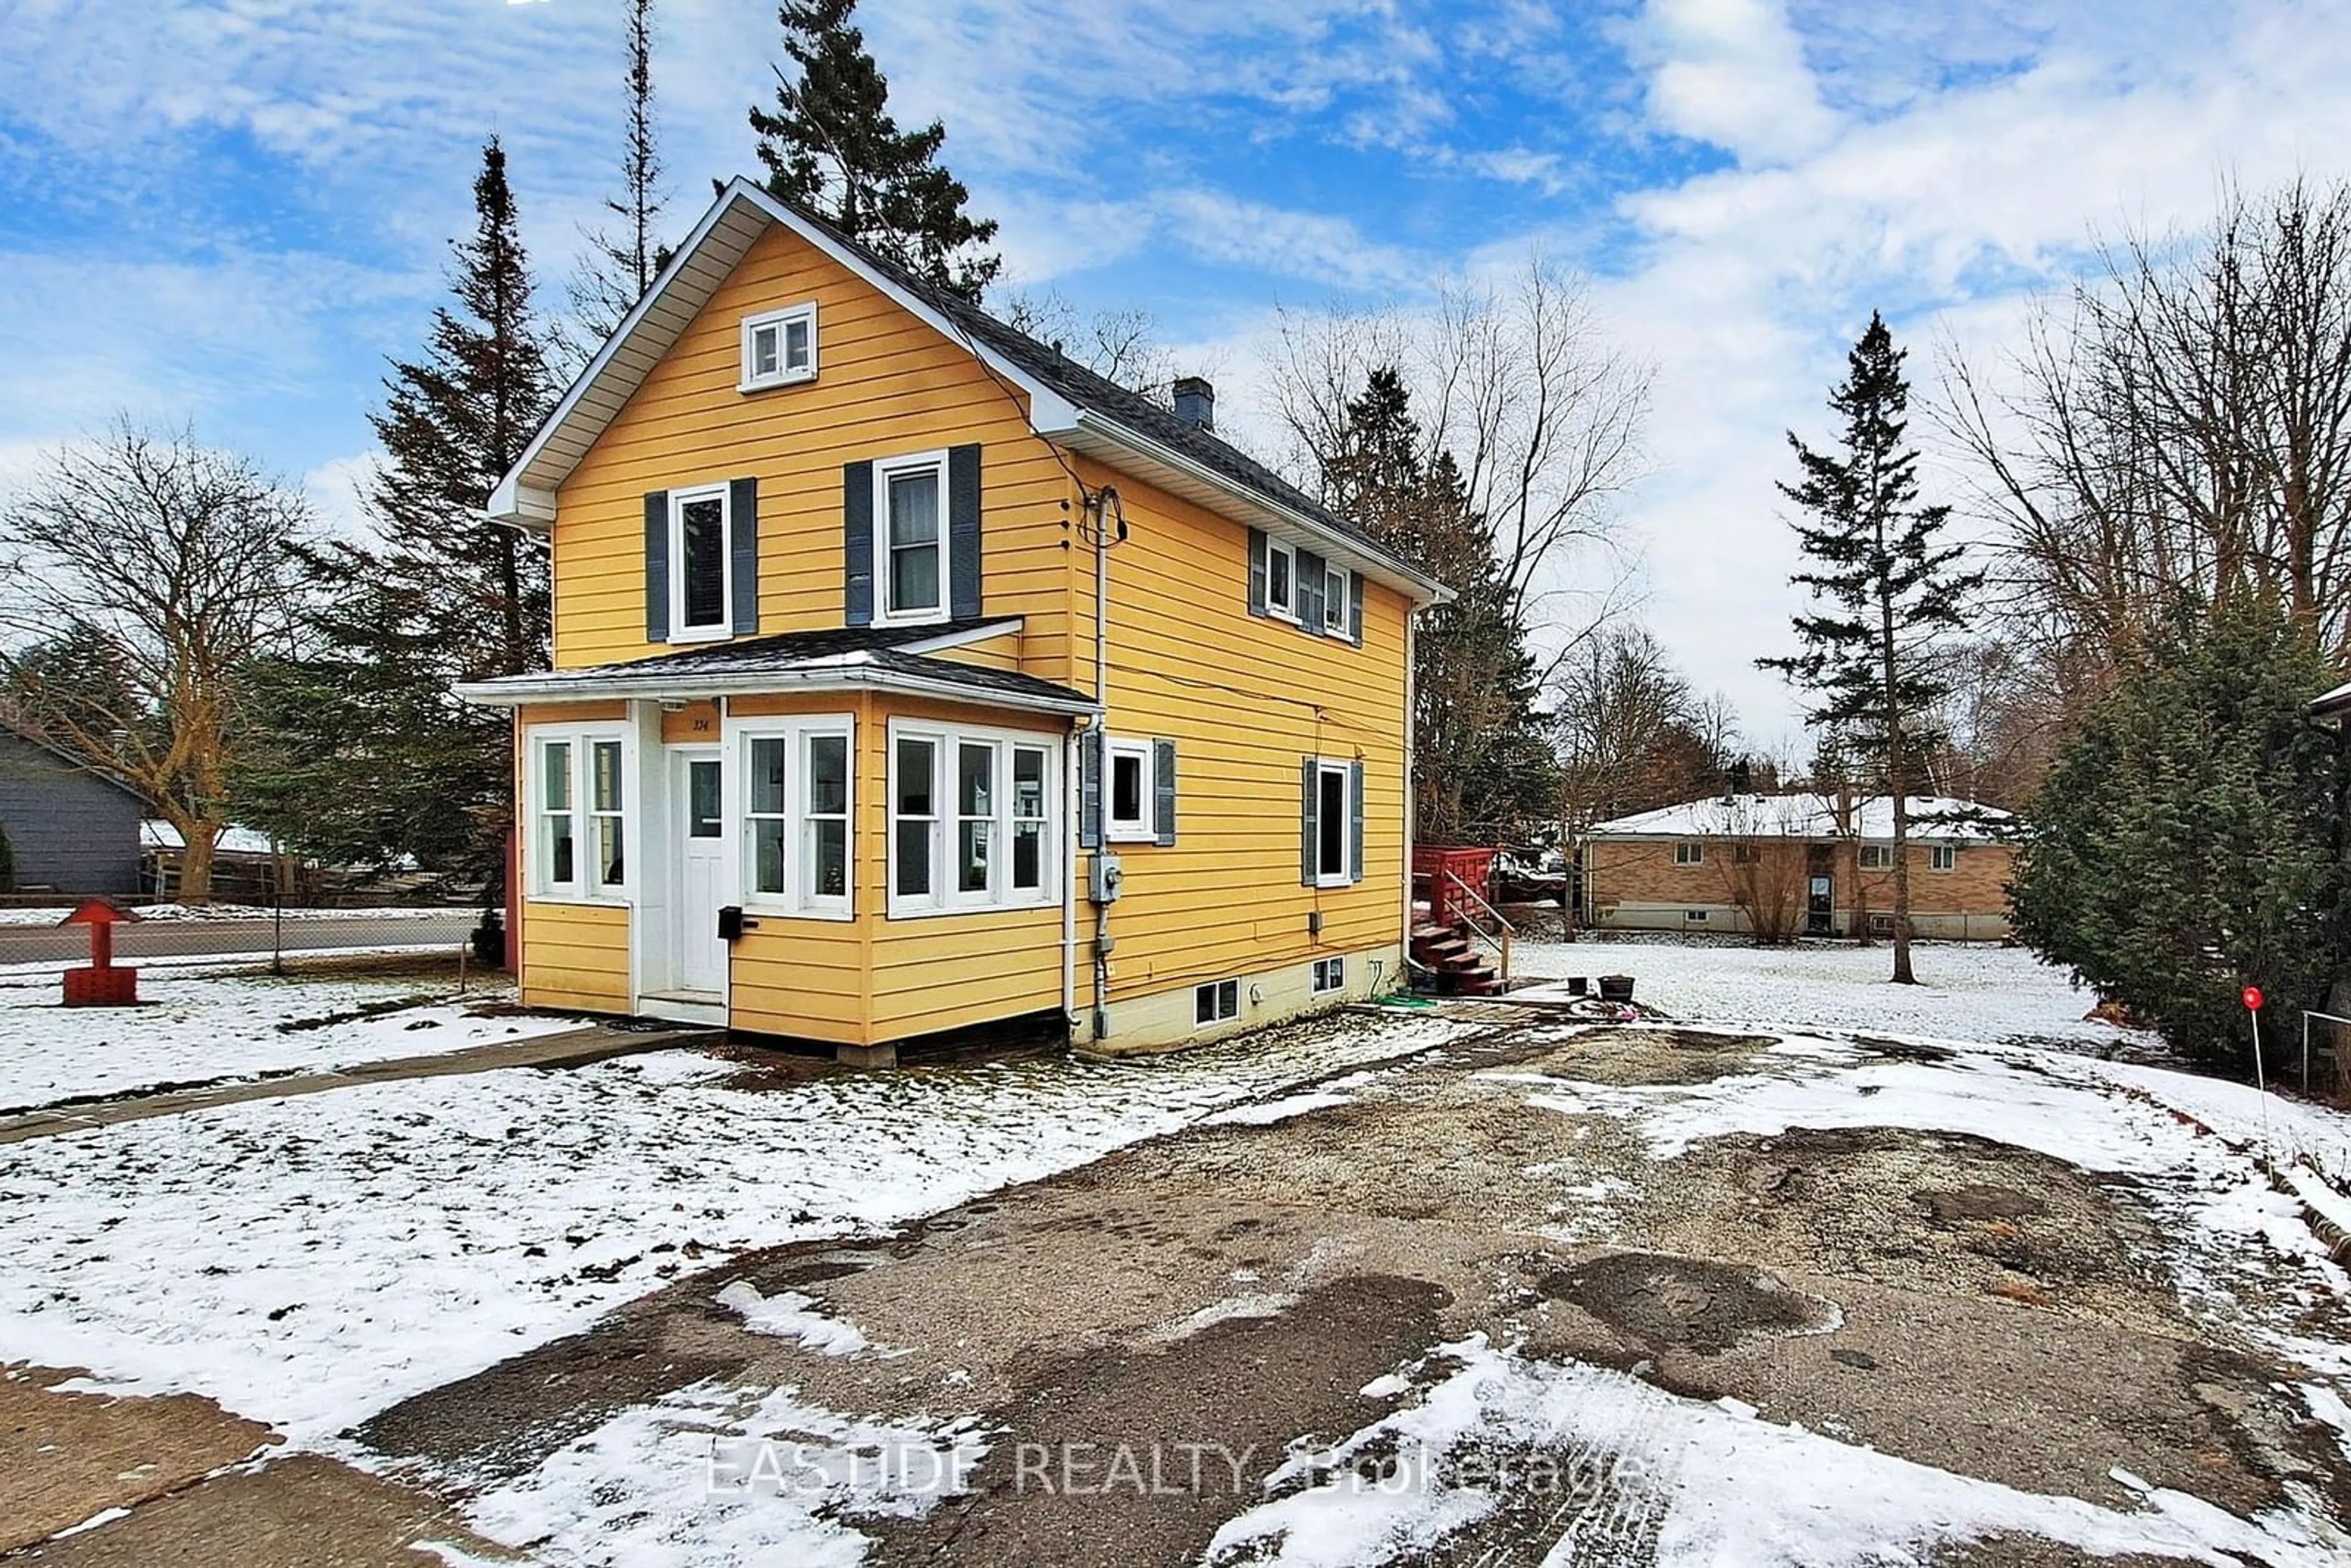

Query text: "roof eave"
[1060, 411, 1449, 606]
[454, 656, 1095, 718]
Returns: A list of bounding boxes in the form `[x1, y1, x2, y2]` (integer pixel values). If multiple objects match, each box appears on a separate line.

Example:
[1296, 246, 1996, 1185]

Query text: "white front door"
[670, 749, 727, 996]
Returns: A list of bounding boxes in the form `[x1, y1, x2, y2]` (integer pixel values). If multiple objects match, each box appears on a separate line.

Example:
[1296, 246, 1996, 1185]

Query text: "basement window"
[741, 301, 817, 391]
[1312, 956, 1346, 993]
[1684, 910, 1708, 923]
[1194, 978, 1240, 1027]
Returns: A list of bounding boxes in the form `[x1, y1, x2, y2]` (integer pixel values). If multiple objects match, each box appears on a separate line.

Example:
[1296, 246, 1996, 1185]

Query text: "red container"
[1413, 846, 1498, 927]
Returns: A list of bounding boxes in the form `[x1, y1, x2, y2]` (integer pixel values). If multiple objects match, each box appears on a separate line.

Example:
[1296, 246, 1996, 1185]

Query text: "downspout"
[1398, 605, 1419, 996]
[1090, 487, 1120, 1041]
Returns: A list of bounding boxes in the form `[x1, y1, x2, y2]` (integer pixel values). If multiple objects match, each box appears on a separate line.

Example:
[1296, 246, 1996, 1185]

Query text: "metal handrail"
[1443, 869, 1514, 981]
[2303, 1010, 2351, 1090]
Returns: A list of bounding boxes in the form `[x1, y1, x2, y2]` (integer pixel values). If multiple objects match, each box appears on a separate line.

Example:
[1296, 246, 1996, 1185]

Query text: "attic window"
[741, 302, 817, 391]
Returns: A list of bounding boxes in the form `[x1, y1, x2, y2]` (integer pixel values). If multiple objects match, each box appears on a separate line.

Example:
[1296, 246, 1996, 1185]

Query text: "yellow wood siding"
[549, 223, 1078, 682]
[1072, 456, 1411, 1016]
[521, 901, 631, 1012]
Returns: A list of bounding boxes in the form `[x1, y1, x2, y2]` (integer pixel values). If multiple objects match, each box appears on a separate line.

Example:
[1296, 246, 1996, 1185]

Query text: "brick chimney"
[1172, 375, 1215, 432]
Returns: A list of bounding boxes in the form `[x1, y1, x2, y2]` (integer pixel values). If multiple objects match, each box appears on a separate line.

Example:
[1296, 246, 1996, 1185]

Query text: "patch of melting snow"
[1204, 1335, 2350, 1567]
[462, 1377, 986, 1568]
[715, 1281, 871, 1357]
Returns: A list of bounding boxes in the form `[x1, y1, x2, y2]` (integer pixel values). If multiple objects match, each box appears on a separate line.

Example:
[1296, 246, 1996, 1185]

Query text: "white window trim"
[740, 301, 818, 392]
[887, 716, 1060, 919]
[1266, 538, 1299, 622]
[874, 448, 954, 628]
[1860, 844, 1894, 870]
[1105, 737, 1155, 843]
[524, 721, 633, 905]
[733, 713, 857, 921]
[1322, 566, 1348, 634]
[1312, 956, 1345, 994]
[1930, 844, 1959, 871]
[667, 481, 733, 644]
[1193, 977, 1240, 1028]
[1673, 842, 1703, 866]
[1313, 756, 1353, 889]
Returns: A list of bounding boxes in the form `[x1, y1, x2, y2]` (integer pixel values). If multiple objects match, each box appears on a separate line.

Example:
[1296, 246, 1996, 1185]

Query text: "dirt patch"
[28, 1451, 520, 1567]
[868, 1274, 1449, 1567]
[1506, 1026, 1783, 1086]
[0, 1367, 282, 1553]
[1539, 1251, 1837, 1356]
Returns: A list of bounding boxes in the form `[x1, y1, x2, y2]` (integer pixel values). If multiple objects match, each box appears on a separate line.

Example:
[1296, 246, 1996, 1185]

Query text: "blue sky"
[4, 0, 2349, 744]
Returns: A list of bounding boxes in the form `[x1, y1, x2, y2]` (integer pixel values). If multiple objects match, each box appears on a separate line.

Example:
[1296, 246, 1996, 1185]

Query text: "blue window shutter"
[1079, 728, 1103, 849]
[843, 460, 874, 626]
[643, 490, 670, 642]
[948, 443, 983, 620]
[1247, 528, 1268, 617]
[1348, 571, 1365, 646]
[1349, 760, 1367, 884]
[1300, 757, 1319, 885]
[729, 476, 759, 634]
[1153, 738, 1176, 847]
[1297, 549, 1326, 634]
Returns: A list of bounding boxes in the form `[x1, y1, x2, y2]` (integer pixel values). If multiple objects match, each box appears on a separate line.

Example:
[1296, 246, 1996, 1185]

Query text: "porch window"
[1011, 746, 1049, 894]
[878, 451, 950, 625]
[525, 724, 629, 901]
[670, 484, 731, 639]
[539, 740, 575, 889]
[956, 741, 994, 900]
[588, 741, 625, 890]
[739, 715, 856, 917]
[889, 719, 1060, 917]
[894, 735, 939, 899]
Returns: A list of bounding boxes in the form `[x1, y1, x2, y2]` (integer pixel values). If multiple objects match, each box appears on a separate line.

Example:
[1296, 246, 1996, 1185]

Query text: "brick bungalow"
[1580, 793, 2015, 941]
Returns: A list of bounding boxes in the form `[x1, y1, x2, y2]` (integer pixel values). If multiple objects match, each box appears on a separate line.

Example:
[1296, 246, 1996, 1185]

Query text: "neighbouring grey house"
[0, 723, 144, 896]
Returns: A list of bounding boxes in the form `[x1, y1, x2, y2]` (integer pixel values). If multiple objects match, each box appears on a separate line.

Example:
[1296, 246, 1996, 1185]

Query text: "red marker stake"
[2244, 985, 2273, 1178]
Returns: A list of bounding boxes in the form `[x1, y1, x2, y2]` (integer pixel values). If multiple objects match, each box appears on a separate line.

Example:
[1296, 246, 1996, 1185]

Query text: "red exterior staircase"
[1410, 919, 1505, 996]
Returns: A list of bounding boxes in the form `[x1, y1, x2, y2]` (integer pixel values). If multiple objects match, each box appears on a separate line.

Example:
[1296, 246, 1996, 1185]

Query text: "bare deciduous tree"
[1265, 255, 1652, 677]
[997, 286, 1178, 398]
[1708, 798, 1810, 945]
[0, 421, 313, 901]
[1937, 178, 2351, 747]
[1554, 626, 1739, 831]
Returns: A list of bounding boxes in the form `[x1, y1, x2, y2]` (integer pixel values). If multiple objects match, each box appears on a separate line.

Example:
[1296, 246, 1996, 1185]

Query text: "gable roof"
[1587, 793, 2013, 844]
[489, 178, 1446, 606]
[0, 717, 146, 803]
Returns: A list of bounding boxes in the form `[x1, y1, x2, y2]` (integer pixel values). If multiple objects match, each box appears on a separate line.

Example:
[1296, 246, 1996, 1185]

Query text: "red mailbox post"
[59, 899, 140, 1007]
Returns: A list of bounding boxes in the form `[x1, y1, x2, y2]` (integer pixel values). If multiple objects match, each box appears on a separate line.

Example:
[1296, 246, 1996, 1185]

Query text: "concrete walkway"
[0, 1024, 716, 1144]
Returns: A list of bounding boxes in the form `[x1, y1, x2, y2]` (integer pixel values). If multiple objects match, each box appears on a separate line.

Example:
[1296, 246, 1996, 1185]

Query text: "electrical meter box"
[1089, 852, 1124, 904]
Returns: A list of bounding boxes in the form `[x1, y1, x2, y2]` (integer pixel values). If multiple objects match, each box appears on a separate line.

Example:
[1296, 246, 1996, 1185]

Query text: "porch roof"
[453, 618, 1095, 716]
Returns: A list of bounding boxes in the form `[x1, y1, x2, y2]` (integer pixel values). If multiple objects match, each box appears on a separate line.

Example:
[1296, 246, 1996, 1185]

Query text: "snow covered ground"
[0, 969, 575, 1112]
[1515, 935, 2152, 1052]
[0, 1012, 1471, 1446]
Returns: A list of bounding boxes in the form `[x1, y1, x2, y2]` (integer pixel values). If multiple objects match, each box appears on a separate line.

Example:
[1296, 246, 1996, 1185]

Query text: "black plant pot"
[1597, 973, 1636, 1004]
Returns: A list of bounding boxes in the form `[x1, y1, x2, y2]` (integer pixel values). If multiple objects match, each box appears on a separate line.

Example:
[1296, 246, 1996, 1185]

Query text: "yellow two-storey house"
[459, 179, 1447, 1062]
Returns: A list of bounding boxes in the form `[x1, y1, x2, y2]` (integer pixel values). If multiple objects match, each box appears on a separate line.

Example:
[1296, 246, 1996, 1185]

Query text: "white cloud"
[1635, 0, 1840, 167]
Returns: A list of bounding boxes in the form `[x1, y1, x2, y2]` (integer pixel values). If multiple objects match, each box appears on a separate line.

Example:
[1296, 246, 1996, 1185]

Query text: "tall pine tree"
[568, 0, 669, 352]
[236, 139, 556, 895]
[748, 0, 1000, 299]
[1324, 368, 1561, 843]
[1761, 312, 1981, 983]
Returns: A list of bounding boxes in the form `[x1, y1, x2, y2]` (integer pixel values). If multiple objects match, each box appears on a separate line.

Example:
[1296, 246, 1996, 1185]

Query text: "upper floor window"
[669, 484, 732, 640]
[741, 302, 817, 391]
[877, 450, 950, 625]
[1267, 539, 1298, 621]
[1107, 738, 1154, 842]
[1322, 565, 1348, 633]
